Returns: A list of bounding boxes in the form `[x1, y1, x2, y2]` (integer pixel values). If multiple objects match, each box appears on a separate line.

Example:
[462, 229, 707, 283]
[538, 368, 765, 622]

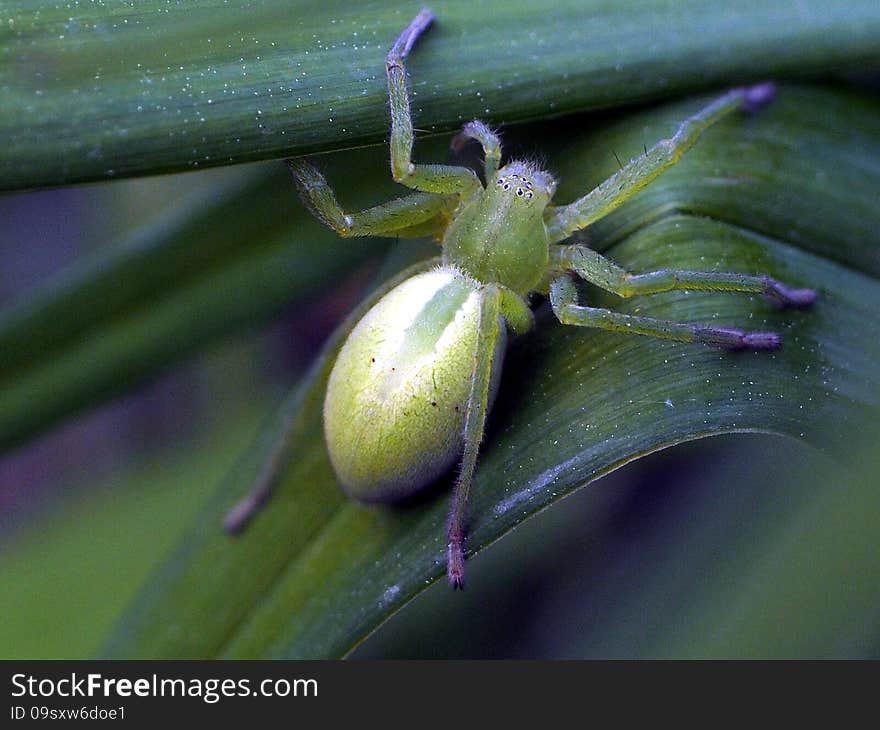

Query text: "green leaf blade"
[102, 85, 880, 659]
[3, 1, 880, 189]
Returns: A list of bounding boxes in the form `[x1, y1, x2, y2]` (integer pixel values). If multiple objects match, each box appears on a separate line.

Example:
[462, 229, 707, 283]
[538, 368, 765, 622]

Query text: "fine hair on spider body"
[225, 8, 817, 590]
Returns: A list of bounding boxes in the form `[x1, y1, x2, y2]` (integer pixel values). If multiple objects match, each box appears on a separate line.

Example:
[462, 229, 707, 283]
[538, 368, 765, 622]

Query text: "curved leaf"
[103, 85, 880, 658]
[3, 0, 880, 189]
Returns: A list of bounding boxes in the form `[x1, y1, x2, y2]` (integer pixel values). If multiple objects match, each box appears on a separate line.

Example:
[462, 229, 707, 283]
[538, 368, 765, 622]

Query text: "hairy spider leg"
[446, 285, 533, 588]
[452, 120, 503, 181]
[287, 159, 457, 238]
[446, 285, 502, 589]
[543, 83, 777, 244]
[551, 244, 817, 309]
[288, 10, 489, 239]
[387, 9, 481, 195]
[551, 274, 785, 350]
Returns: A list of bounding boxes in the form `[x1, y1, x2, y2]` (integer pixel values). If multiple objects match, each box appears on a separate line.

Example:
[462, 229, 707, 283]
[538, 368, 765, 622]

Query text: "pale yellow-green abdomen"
[324, 267, 505, 502]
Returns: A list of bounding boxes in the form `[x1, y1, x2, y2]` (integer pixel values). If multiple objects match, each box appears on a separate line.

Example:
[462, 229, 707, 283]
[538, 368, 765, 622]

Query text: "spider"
[227, 8, 816, 589]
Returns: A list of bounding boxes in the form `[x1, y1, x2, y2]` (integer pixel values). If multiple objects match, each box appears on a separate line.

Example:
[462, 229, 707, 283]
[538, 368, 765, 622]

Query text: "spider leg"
[552, 244, 817, 308]
[544, 84, 777, 244]
[549, 274, 790, 350]
[452, 120, 502, 181]
[288, 158, 457, 237]
[387, 9, 481, 195]
[446, 285, 504, 589]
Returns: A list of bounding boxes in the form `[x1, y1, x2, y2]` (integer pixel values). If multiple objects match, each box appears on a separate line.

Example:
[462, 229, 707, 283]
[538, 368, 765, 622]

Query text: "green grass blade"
[2, 1, 880, 189]
[102, 85, 880, 658]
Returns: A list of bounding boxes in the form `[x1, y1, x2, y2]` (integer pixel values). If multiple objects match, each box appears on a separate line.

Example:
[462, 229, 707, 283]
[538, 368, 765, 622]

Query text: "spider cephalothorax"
[441, 159, 555, 294]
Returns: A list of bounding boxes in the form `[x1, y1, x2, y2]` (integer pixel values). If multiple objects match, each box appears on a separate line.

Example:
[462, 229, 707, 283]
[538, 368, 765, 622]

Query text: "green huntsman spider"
[227, 8, 816, 589]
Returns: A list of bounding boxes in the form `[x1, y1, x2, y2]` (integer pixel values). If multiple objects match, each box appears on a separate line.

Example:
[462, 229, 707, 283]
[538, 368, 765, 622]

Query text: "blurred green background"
[1, 1, 879, 659]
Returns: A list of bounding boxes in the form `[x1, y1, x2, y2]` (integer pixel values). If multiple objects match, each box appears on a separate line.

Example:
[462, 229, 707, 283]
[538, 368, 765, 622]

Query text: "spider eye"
[495, 170, 540, 199]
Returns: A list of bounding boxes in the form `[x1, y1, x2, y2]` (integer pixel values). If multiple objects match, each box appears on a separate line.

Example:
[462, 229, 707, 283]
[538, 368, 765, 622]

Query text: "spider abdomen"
[324, 266, 506, 503]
